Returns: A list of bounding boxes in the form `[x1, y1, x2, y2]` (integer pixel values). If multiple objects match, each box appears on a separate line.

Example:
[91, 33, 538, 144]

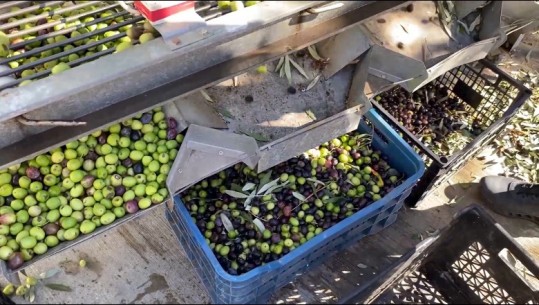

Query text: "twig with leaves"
[3, 268, 72, 302]
[275, 54, 309, 84]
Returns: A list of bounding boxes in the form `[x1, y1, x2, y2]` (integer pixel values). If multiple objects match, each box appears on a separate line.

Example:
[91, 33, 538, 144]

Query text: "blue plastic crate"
[165, 109, 426, 304]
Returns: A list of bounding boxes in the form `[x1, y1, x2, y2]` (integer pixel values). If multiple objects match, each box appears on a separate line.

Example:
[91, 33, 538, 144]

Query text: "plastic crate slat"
[165, 109, 425, 304]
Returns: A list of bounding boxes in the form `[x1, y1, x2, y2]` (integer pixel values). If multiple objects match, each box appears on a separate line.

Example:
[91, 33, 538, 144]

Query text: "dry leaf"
[284, 56, 292, 84]
[275, 57, 285, 72]
[306, 74, 321, 91]
[307, 45, 323, 61]
[289, 57, 308, 79]
[200, 89, 214, 103]
[305, 109, 316, 120]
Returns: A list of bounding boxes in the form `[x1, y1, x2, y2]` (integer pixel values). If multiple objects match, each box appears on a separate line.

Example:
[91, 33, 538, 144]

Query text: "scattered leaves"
[242, 183, 256, 192]
[39, 268, 61, 279]
[216, 107, 235, 120]
[307, 45, 323, 61]
[220, 213, 235, 233]
[253, 218, 266, 233]
[200, 89, 214, 103]
[284, 55, 292, 84]
[239, 129, 270, 142]
[44, 283, 72, 292]
[258, 170, 273, 190]
[292, 191, 307, 202]
[224, 190, 249, 199]
[305, 109, 317, 121]
[258, 177, 280, 195]
[306, 74, 321, 91]
[289, 57, 308, 79]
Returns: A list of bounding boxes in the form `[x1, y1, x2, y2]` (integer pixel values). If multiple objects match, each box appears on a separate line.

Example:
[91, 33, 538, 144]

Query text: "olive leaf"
[224, 190, 249, 199]
[25, 285, 36, 303]
[253, 218, 266, 233]
[242, 182, 256, 192]
[220, 213, 235, 233]
[307, 45, 323, 61]
[240, 211, 253, 223]
[306, 74, 321, 91]
[230, 183, 243, 192]
[307, 178, 325, 187]
[292, 191, 307, 202]
[263, 180, 289, 195]
[284, 55, 292, 84]
[39, 268, 61, 279]
[325, 197, 345, 204]
[288, 57, 308, 79]
[275, 56, 285, 72]
[257, 177, 280, 195]
[305, 109, 316, 121]
[244, 189, 257, 208]
[44, 283, 72, 292]
[239, 130, 270, 142]
[258, 170, 272, 190]
[200, 89, 214, 103]
[217, 107, 235, 120]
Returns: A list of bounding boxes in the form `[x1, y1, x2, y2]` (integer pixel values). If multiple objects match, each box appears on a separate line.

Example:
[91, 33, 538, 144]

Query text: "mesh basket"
[341, 204, 539, 304]
[372, 60, 532, 206]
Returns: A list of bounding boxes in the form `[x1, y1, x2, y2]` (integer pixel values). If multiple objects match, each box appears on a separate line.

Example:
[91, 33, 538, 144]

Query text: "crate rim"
[171, 108, 426, 283]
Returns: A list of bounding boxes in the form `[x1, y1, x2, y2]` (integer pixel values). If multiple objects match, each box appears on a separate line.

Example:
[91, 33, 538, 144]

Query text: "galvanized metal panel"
[166, 124, 260, 195]
[257, 105, 364, 173]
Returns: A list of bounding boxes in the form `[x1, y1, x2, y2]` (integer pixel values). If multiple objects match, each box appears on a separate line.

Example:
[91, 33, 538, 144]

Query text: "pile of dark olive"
[375, 84, 484, 151]
[181, 130, 406, 276]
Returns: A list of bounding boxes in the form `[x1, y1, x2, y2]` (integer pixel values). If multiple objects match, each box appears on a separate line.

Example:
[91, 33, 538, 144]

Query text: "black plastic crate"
[340, 204, 539, 304]
[371, 60, 532, 207]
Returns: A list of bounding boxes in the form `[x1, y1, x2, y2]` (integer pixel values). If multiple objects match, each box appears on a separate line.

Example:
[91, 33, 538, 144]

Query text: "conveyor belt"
[0, 1, 237, 90]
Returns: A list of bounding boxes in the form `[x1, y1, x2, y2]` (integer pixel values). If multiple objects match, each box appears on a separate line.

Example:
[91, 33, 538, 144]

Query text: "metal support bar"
[0, 0, 406, 171]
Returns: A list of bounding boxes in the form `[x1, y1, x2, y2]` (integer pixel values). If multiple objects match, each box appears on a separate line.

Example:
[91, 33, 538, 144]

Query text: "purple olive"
[26, 167, 40, 180]
[122, 158, 133, 167]
[7, 252, 24, 270]
[115, 185, 126, 196]
[86, 151, 98, 161]
[124, 200, 139, 214]
[167, 117, 178, 129]
[140, 112, 153, 124]
[81, 175, 95, 189]
[120, 127, 132, 137]
[130, 131, 141, 141]
[166, 129, 177, 140]
[98, 133, 108, 144]
[43, 223, 60, 235]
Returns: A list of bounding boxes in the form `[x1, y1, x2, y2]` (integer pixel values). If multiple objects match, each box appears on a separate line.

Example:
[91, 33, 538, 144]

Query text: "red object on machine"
[134, 1, 195, 23]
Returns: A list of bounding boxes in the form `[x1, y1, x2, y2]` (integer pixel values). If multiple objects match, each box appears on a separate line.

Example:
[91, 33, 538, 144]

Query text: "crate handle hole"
[498, 248, 539, 291]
